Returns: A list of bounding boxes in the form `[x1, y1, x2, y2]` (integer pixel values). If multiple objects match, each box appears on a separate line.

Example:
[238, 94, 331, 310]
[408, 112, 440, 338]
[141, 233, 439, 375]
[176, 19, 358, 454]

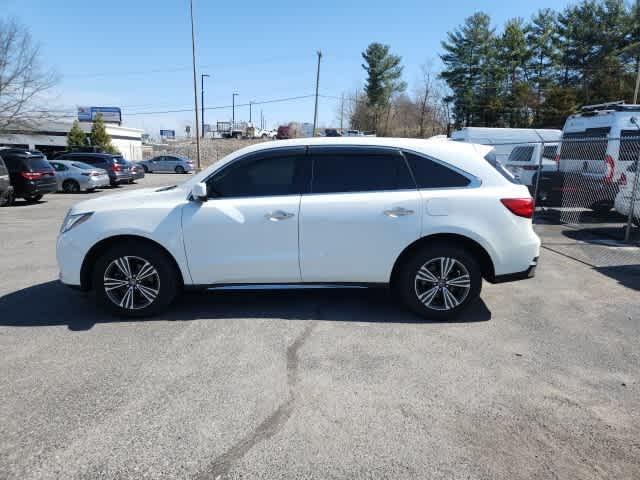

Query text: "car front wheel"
[93, 243, 179, 317]
[396, 244, 482, 320]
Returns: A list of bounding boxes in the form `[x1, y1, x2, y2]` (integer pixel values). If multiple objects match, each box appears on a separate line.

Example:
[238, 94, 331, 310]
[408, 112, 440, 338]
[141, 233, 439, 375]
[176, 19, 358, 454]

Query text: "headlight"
[60, 211, 93, 234]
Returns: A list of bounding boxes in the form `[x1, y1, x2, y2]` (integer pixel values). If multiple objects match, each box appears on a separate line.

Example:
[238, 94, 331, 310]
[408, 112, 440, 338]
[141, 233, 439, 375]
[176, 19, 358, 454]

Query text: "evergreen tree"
[89, 113, 118, 153]
[361, 42, 407, 133]
[498, 18, 531, 126]
[67, 120, 88, 149]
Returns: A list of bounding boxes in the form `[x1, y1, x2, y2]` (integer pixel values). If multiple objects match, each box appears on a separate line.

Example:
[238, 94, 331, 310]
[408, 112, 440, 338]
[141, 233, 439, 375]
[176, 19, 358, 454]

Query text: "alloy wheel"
[414, 257, 471, 311]
[103, 256, 161, 310]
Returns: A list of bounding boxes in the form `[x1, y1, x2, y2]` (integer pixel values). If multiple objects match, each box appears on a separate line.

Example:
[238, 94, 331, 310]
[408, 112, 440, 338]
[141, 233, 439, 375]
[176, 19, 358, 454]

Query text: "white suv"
[57, 138, 540, 319]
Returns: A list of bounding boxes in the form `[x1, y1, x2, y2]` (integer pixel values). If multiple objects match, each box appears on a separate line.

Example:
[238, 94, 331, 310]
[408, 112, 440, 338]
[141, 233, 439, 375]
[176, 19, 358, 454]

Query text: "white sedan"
[49, 160, 110, 192]
[57, 137, 540, 319]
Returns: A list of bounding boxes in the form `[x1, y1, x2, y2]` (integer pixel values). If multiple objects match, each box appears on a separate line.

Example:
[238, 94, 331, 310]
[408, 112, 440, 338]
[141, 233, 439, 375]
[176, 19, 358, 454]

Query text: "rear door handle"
[384, 207, 414, 218]
[265, 210, 295, 221]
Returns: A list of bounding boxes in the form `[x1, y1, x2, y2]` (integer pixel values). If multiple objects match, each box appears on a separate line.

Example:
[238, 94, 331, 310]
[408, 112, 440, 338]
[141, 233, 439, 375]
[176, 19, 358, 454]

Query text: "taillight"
[604, 154, 614, 183]
[555, 153, 560, 167]
[501, 198, 534, 219]
[21, 171, 44, 180]
[112, 164, 121, 172]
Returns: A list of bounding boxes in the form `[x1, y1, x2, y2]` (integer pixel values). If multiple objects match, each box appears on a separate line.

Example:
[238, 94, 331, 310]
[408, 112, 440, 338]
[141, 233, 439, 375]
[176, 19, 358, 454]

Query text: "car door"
[181, 146, 309, 285]
[50, 162, 68, 189]
[299, 146, 421, 283]
[165, 156, 179, 172]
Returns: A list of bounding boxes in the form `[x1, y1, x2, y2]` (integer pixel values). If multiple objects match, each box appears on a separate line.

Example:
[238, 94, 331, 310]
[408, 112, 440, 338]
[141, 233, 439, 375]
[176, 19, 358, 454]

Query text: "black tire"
[24, 194, 43, 203]
[62, 179, 80, 193]
[395, 244, 482, 320]
[92, 242, 179, 318]
[142, 165, 149, 173]
[0, 189, 13, 206]
[590, 202, 612, 215]
[175, 165, 185, 174]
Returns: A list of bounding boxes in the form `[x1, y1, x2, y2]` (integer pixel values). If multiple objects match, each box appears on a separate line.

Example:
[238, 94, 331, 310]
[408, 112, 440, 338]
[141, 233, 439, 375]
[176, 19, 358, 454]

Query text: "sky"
[4, 0, 575, 137]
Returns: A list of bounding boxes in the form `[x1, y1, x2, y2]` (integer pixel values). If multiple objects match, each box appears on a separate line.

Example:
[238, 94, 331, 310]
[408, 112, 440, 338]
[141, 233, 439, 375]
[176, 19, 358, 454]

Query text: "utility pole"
[635, 0, 640, 103]
[201, 73, 209, 138]
[189, 0, 201, 170]
[249, 101, 253, 123]
[232, 92, 238, 127]
[260, 109, 264, 129]
[340, 92, 344, 131]
[312, 50, 322, 136]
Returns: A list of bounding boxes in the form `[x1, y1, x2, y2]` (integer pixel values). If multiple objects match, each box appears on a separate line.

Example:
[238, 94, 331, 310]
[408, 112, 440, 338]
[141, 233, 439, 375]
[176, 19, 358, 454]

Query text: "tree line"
[350, 0, 639, 134]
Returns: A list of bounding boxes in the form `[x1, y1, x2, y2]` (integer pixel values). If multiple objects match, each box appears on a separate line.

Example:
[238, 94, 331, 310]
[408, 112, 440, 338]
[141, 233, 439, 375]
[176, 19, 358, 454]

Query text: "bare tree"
[0, 18, 58, 131]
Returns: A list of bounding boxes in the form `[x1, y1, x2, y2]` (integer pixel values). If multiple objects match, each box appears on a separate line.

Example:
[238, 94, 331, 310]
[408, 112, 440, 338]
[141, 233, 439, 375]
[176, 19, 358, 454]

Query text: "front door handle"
[384, 207, 415, 218]
[265, 210, 295, 221]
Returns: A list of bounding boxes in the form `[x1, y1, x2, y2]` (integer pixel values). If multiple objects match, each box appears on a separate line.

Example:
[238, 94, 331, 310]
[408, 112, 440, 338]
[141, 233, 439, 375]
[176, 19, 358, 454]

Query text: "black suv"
[56, 152, 133, 186]
[0, 155, 14, 206]
[0, 149, 57, 202]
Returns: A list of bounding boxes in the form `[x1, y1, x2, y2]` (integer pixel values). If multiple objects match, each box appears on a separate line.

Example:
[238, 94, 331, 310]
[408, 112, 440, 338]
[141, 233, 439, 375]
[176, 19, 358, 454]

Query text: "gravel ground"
[0, 174, 638, 479]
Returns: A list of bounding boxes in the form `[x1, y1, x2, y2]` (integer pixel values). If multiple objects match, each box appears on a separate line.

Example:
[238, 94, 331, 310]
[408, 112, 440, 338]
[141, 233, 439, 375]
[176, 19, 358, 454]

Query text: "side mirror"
[191, 182, 208, 202]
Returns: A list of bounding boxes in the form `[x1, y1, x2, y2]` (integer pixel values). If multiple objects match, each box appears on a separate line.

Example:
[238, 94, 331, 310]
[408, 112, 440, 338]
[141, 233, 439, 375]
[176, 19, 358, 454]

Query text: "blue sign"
[160, 129, 176, 139]
[77, 106, 122, 123]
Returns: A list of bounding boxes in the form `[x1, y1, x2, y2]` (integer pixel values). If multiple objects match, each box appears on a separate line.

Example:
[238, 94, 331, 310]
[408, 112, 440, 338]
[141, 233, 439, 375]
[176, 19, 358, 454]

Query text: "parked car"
[556, 101, 640, 213]
[139, 155, 194, 174]
[504, 142, 558, 188]
[57, 137, 540, 319]
[125, 161, 145, 182]
[614, 161, 639, 224]
[55, 152, 133, 186]
[0, 148, 57, 202]
[276, 125, 293, 140]
[0, 155, 14, 206]
[325, 128, 342, 137]
[49, 160, 111, 193]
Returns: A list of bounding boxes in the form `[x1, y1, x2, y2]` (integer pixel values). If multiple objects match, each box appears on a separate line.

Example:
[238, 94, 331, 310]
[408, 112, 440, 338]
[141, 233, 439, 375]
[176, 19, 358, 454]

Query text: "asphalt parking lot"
[1, 174, 639, 479]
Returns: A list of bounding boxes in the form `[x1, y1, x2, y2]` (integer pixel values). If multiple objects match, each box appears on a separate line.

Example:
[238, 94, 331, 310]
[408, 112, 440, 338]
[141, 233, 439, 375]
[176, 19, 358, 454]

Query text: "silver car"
[49, 160, 111, 193]
[139, 155, 194, 174]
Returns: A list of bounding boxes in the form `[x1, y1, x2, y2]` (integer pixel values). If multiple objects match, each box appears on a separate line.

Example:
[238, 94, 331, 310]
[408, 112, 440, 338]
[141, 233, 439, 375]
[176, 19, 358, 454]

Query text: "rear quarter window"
[403, 152, 471, 188]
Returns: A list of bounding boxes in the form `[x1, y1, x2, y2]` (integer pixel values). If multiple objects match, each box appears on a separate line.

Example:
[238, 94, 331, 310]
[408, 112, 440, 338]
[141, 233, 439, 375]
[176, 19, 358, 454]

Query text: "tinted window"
[509, 146, 534, 162]
[543, 145, 558, 160]
[207, 153, 307, 198]
[72, 162, 93, 170]
[620, 130, 640, 163]
[559, 128, 610, 161]
[311, 151, 414, 193]
[24, 157, 51, 171]
[51, 162, 66, 171]
[113, 156, 127, 164]
[404, 152, 471, 188]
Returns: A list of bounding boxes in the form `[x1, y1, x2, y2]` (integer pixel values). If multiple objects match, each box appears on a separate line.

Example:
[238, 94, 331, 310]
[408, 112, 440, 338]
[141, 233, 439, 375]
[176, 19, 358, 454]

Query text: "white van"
[450, 127, 562, 163]
[557, 102, 640, 212]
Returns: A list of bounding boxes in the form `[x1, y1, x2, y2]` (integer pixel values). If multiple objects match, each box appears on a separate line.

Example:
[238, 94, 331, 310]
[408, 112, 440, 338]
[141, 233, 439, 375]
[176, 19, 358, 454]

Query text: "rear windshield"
[542, 145, 557, 160]
[484, 151, 518, 184]
[559, 128, 609, 161]
[24, 157, 51, 171]
[114, 156, 127, 164]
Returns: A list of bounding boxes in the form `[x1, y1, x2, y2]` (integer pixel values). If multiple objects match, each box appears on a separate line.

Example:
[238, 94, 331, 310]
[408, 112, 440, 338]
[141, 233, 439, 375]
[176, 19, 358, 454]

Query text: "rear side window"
[114, 156, 127, 164]
[403, 152, 471, 188]
[542, 145, 558, 159]
[51, 162, 66, 171]
[311, 151, 414, 193]
[72, 162, 92, 170]
[620, 130, 640, 163]
[508, 146, 534, 162]
[559, 127, 610, 161]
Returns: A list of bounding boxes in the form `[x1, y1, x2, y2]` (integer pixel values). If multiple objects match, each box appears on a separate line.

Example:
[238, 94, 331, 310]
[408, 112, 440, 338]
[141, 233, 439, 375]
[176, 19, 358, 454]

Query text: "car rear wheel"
[62, 179, 80, 193]
[142, 165, 149, 173]
[93, 243, 179, 317]
[396, 244, 482, 320]
[175, 165, 185, 174]
[590, 201, 612, 215]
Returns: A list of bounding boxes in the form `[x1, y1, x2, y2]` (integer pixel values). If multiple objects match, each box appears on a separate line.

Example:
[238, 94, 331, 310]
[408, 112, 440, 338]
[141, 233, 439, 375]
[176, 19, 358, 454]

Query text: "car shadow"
[593, 265, 640, 291]
[0, 281, 492, 331]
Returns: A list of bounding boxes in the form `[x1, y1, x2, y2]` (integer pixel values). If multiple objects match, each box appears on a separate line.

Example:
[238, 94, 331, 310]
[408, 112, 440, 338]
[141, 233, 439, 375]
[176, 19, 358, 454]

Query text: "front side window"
[206, 151, 307, 198]
[404, 152, 471, 188]
[311, 150, 414, 193]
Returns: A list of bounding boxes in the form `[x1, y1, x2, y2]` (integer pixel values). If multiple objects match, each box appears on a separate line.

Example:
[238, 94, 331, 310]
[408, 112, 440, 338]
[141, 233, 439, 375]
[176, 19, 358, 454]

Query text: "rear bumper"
[23, 181, 57, 196]
[491, 257, 538, 283]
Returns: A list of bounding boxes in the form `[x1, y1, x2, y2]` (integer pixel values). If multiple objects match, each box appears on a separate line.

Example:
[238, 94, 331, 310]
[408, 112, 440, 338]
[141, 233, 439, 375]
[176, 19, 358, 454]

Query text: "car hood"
[70, 185, 189, 214]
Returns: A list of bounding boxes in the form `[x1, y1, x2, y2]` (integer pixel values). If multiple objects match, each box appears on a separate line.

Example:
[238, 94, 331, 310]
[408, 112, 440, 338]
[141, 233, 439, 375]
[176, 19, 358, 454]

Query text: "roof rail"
[580, 101, 640, 112]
